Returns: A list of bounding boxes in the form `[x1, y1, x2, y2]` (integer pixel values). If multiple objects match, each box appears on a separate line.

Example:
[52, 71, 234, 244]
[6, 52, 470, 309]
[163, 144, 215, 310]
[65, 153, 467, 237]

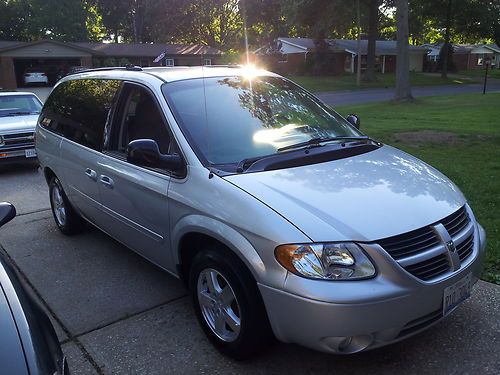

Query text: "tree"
[365, 0, 380, 82]
[281, 0, 357, 40]
[0, 0, 28, 41]
[440, 0, 453, 78]
[394, 0, 413, 101]
[92, 0, 129, 42]
[242, 0, 289, 46]
[26, 0, 90, 41]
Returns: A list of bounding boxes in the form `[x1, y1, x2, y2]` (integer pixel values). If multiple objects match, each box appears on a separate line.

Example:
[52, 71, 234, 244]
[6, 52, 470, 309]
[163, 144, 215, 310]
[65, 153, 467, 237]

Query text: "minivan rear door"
[39, 79, 121, 224]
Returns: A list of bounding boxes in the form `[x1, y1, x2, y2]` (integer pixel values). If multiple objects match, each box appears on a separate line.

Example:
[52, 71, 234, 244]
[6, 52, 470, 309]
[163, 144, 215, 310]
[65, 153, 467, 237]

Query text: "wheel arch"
[172, 215, 266, 285]
[43, 167, 56, 185]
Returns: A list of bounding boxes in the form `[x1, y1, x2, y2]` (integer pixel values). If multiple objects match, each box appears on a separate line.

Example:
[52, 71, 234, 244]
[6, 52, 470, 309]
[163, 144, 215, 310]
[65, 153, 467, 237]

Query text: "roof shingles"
[0, 40, 222, 56]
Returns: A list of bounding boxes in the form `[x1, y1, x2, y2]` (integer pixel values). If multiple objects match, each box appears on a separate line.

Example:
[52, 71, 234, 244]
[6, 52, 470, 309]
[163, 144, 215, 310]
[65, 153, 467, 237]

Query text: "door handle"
[99, 175, 114, 189]
[85, 168, 97, 181]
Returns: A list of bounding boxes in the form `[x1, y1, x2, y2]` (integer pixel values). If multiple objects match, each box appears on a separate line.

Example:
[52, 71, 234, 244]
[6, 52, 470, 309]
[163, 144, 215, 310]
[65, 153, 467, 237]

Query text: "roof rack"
[204, 64, 243, 68]
[68, 65, 143, 76]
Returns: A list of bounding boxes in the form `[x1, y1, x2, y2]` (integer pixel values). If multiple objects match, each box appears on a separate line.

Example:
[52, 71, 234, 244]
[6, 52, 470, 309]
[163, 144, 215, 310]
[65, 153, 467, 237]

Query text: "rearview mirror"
[127, 139, 184, 173]
[0, 202, 16, 227]
[346, 114, 361, 129]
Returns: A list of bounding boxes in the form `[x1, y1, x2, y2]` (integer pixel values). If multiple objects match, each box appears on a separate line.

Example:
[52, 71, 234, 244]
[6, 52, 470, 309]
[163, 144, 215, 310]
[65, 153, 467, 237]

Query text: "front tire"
[49, 177, 85, 235]
[189, 246, 273, 360]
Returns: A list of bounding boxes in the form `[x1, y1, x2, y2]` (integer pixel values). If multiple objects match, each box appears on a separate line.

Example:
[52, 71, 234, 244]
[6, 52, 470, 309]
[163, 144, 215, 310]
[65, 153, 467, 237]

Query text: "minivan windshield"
[162, 75, 363, 166]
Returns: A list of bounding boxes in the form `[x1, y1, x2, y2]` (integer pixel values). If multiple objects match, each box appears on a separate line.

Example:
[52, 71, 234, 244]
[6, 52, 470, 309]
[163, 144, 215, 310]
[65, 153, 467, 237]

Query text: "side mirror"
[127, 139, 184, 172]
[346, 114, 361, 129]
[0, 202, 16, 228]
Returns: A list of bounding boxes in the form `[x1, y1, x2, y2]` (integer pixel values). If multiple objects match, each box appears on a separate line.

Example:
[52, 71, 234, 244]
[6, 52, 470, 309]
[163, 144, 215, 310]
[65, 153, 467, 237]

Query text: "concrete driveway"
[0, 164, 499, 374]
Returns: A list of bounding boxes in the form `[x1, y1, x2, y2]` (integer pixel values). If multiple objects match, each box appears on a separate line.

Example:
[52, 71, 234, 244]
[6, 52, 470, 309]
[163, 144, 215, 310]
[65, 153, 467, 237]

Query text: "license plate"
[443, 273, 472, 315]
[25, 149, 37, 158]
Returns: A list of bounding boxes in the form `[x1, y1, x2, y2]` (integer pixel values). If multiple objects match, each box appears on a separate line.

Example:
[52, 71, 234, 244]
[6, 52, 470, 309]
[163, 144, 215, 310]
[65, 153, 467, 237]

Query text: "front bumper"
[259, 223, 487, 354]
[0, 133, 37, 161]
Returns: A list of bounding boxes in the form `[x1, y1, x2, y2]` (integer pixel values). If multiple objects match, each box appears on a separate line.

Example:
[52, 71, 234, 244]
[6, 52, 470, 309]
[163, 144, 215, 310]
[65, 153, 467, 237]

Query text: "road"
[315, 80, 500, 106]
[0, 164, 499, 374]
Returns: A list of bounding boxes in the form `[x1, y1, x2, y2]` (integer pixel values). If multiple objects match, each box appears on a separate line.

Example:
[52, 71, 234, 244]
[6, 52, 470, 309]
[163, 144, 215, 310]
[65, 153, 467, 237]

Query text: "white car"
[23, 69, 49, 86]
[0, 91, 42, 162]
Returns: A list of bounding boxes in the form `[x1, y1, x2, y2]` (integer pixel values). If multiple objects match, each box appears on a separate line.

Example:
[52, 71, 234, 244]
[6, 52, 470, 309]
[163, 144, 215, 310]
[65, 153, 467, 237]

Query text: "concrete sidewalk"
[0, 168, 499, 374]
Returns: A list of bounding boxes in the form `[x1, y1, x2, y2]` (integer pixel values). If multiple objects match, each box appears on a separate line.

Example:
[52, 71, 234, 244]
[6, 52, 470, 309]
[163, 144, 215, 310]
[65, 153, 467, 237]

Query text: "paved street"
[0, 165, 499, 374]
[315, 80, 500, 106]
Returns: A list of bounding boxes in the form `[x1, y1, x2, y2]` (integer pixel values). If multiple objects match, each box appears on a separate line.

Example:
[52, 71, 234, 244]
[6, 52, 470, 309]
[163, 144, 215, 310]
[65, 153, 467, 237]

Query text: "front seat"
[128, 97, 169, 153]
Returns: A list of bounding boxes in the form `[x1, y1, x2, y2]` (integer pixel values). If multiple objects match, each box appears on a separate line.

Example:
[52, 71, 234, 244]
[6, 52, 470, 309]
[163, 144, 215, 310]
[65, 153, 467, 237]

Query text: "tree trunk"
[356, 0, 361, 86]
[365, 0, 379, 82]
[394, 0, 413, 101]
[441, 0, 453, 79]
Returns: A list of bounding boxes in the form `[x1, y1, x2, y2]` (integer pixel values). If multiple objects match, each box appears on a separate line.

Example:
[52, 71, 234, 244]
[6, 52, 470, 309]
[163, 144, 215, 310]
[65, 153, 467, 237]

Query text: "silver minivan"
[36, 66, 486, 359]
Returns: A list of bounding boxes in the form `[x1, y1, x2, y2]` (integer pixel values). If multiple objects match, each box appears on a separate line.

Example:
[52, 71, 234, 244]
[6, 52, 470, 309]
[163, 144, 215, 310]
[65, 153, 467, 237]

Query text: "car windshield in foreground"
[0, 95, 42, 117]
[162, 75, 364, 168]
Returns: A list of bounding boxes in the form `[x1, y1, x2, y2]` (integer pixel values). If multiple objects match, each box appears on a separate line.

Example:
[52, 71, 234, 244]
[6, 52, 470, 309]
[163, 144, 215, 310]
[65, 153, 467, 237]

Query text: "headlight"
[275, 242, 375, 280]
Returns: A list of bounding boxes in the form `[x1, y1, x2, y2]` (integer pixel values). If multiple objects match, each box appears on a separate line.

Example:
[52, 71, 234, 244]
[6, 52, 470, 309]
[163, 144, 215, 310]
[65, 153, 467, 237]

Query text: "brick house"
[422, 43, 500, 71]
[254, 37, 428, 75]
[0, 40, 222, 89]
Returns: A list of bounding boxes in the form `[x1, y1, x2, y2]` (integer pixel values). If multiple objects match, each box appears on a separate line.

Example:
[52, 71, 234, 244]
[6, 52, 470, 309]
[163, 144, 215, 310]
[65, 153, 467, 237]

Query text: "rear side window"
[41, 79, 121, 151]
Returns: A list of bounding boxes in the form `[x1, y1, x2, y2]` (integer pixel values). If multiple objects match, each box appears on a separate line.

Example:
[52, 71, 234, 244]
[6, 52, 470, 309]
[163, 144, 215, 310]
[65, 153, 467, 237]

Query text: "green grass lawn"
[335, 93, 500, 284]
[289, 72, 472, 92]
[459, 69, 500, 80]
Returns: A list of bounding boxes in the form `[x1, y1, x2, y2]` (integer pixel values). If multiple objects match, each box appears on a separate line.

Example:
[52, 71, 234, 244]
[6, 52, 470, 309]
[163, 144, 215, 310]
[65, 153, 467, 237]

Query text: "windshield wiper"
[277, 136, 371, 152]
[236, 155, 268, 173]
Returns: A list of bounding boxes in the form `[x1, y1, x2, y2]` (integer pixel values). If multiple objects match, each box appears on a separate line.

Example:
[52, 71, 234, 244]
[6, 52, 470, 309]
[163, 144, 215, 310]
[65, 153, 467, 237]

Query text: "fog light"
[322, 334, 373, 354]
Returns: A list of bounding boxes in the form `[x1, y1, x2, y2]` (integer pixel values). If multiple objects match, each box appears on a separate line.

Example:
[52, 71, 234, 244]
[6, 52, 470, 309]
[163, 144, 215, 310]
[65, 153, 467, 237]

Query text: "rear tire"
[189, 245, 273, 360]
[49, 177, 85, 235]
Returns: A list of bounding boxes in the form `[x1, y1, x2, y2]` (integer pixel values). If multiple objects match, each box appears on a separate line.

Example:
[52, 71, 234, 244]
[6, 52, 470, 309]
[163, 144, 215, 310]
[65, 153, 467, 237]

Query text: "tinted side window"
[42, 79, 121, 150]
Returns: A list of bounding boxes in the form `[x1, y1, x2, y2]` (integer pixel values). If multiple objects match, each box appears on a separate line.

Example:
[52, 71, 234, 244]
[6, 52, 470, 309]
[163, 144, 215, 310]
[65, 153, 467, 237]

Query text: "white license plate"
[443, 273, 472, 315]
[25, 149, 37, 158]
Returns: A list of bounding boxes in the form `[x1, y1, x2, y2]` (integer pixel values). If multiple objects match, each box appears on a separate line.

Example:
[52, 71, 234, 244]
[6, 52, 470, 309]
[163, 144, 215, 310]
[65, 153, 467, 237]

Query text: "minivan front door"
[97, 83, 174, 271]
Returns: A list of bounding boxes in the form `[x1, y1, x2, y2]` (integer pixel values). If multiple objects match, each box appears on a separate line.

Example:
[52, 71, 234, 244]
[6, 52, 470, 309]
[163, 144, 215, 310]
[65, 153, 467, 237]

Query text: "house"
[254, 37, 428, 75]
[0, 40, 223, 89]
[421, 43, 500, 70]
[253, 37, 346, 75]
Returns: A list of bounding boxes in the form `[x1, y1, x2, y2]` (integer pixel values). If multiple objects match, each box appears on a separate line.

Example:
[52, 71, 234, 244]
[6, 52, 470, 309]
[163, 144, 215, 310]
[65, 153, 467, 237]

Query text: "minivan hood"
[226, 145, 466, 242]
[0, 115, 38, 134]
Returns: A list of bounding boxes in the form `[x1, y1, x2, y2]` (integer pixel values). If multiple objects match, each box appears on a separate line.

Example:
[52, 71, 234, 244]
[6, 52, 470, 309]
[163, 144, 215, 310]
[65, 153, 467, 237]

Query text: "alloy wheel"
[51, 183, 66, 227]
[197, 268, 241, 342]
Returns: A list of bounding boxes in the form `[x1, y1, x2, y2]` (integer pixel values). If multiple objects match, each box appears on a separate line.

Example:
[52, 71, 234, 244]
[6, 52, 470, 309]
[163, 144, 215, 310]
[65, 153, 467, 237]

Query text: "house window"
[477, 54, 484, 66]
[165, 58, 175, 67]
[204, 59, 212, 66]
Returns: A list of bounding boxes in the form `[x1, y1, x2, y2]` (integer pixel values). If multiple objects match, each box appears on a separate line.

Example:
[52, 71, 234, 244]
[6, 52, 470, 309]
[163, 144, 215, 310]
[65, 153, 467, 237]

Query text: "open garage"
[13, 57, 82, 87]
[0, 40, 94, 89]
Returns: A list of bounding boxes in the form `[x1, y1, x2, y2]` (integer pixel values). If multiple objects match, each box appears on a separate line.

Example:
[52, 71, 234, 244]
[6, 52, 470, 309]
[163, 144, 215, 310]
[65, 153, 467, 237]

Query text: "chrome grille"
[0, 132, 35, 150]
[378, 227, 439, 260]
[404, 253, 449, 281]
[457, 233, 474, 262]
[442, 206, 470, 237]
[377, 205, 474, 281]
